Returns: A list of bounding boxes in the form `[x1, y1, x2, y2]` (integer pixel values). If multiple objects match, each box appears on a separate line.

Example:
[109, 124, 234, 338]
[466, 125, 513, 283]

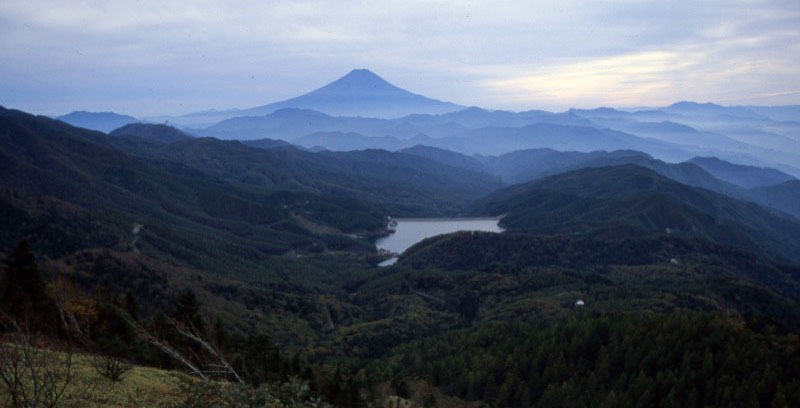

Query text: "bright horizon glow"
[1, 0, 798, 117]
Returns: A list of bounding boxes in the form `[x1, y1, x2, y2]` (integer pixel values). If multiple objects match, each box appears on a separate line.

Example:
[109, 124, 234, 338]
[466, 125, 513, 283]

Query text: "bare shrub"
[0, 316, 74, 408]
[126, 316, 242, 384]
[88, 353, 132, 382]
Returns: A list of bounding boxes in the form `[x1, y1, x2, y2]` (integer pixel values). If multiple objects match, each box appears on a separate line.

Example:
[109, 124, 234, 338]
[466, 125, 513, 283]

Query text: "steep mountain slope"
[241, 137, 296, 150]
[474, 165, 800, 263]
[751, 180, 800, 219]
[418, 145, 798, 220]
[398, 232, 800, 312]
[0, 106, 387, 273]
[688, 156, 796, 188]
[108, 135, 502, 216]
[57, 111, 139, 133]
[397, 145, 486, 173]
[109, 123, 192, 143]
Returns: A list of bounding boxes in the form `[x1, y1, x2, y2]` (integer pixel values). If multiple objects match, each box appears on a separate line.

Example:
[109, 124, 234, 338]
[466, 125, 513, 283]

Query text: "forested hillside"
[474, 165, 800, 263]
[2, 106, 799, 407]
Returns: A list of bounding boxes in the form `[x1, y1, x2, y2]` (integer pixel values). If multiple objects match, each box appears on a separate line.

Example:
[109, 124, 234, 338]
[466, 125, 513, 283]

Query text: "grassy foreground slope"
[0, 347, 184, 407]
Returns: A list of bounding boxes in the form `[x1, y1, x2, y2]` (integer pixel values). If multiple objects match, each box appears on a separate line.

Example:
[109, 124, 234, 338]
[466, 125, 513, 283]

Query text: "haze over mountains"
[7, 99, 800, 267]
[5, 66, 800, 407]
[113, 69, 798, 177]
[45, 69, 800, 223]
[54, 69, 800, 177]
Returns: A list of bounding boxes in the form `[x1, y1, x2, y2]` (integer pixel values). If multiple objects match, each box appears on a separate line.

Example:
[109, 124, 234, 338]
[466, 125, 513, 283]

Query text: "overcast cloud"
[1, 0, 798, 116]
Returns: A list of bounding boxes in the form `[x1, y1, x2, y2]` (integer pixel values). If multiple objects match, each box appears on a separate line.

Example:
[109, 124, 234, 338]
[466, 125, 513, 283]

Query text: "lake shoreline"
[388, 217, 503, 222]
[375, 217, 504, 267]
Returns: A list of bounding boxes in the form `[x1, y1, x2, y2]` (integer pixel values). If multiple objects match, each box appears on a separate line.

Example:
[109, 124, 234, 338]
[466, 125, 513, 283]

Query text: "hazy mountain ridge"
[663, 101, 769, 120]
[240, 137, 296, 151]
[109, 123, 193, 143]
[475, 149, 654, 183]
[687, 156, 796, 188]
[199, 105, 799, 179]
[292, 131, 412, 152]
[566, 105, 800, 174]
[397, 145, 487, 173]
[107, 131, 502, 216]
[57, 110, 139, 133]
[743, 105, 800, 122]
[483, 148, 744, 197]
[202, 108, 427, 140]
[234, 115, 695, 161]
[750, 180, 800, 219]
[473, 164, 800, 263]
[162, 72, 800, 177]
[400, 145, 800, 220]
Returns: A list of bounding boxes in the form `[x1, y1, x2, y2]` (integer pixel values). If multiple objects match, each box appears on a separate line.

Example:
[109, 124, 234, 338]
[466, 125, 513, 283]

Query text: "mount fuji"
[167, 69, 463, 126]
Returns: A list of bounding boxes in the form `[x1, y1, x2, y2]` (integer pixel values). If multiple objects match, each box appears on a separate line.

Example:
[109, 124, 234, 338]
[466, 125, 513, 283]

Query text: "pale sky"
[1, 0, 798, 117]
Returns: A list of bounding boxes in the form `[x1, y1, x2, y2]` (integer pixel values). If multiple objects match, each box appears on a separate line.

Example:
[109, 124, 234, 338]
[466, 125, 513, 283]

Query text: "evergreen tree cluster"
[0, 241, 58, 332]
[382, 312, 800, 407]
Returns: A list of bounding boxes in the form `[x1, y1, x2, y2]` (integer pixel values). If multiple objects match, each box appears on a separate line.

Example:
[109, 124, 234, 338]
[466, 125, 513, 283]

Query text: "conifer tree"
[0, 241, 56, 330]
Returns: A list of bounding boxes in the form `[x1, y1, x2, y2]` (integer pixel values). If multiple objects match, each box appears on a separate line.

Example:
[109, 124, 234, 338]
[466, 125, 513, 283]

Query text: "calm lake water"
[375, 217, 503, 266]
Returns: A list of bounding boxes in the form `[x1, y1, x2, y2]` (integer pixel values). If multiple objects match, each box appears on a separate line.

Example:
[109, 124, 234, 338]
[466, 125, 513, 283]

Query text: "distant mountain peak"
[217, 69, 464, 119]
[109, 123, 191, 143]
[341, 68, 386, 81]
[665, 101, 766, 119]
[59, 110, 137, 120]
[311, 69, 410, 96]
[669, 101, 719, 108]
[57, 110, 138, 133]
[460, 106, 490, 114]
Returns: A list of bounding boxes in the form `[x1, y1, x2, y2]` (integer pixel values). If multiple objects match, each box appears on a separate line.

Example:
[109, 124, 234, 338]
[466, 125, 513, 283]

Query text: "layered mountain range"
[6, 68, 800, 406]
[10, 48, 800, 408]
[8, 101, 799, 266]
[57, 69, 799, 178]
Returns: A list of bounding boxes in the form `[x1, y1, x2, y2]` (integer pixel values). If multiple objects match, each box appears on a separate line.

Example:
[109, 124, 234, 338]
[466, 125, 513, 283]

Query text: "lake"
[375, 217, 503, 266]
